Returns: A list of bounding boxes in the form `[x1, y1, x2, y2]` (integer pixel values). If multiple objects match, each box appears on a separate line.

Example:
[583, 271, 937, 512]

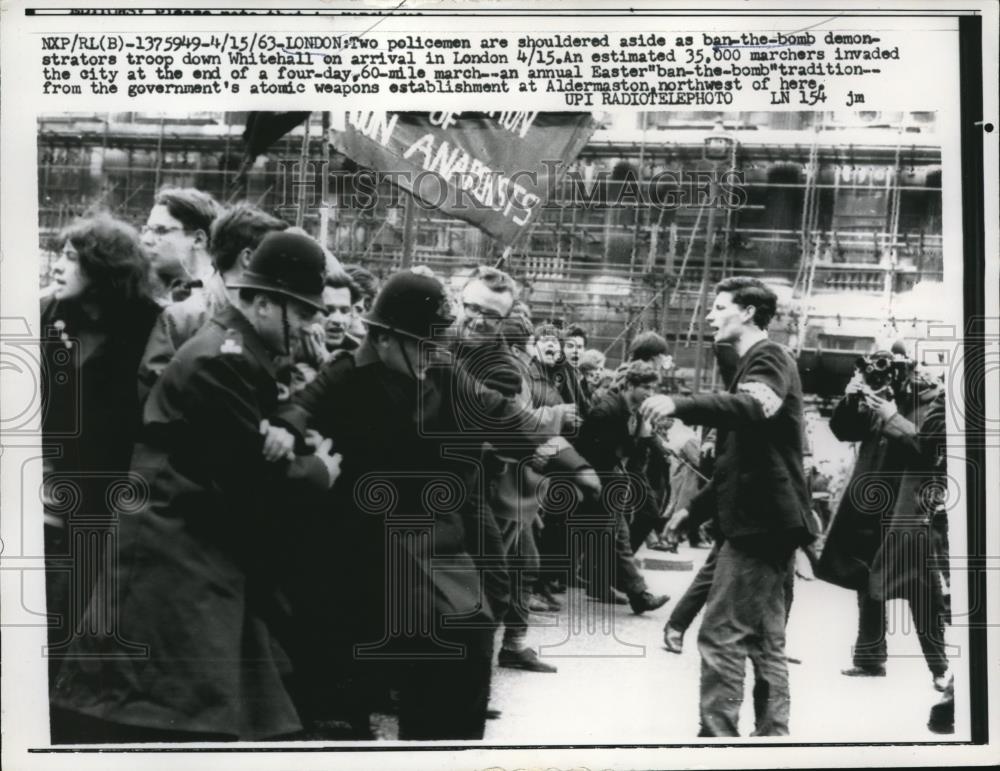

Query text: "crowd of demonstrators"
[40, 189, 952, 741]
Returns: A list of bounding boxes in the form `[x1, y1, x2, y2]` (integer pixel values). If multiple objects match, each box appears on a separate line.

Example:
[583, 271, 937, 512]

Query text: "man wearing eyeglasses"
[452, 268, 590, 673]
[455, 267, 514, 344]
[137, 202, 287, 399]
[140, 187, 219, 305]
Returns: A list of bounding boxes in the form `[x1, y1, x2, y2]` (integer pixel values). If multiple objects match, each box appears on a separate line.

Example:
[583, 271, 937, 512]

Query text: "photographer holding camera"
[817, 346, 951, 692]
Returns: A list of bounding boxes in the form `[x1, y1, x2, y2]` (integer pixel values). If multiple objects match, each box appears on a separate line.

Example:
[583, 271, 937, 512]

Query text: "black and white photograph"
[2, 3, 997, 770]
[30, 107, 969, 743]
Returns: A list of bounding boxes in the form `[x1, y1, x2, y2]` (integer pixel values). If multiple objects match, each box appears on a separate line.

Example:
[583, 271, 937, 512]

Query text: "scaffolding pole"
[319, 112, 332, 248]
[691, 181, 719, 393]
[295, 117, 311, 229]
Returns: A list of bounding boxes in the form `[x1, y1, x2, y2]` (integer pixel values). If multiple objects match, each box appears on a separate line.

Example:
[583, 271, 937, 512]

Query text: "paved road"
[486, 542, 965, 743]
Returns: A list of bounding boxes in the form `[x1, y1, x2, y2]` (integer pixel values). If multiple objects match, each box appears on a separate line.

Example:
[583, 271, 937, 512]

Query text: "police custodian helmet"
[363, 269, 455, 344]
[226, 231, 326, 311]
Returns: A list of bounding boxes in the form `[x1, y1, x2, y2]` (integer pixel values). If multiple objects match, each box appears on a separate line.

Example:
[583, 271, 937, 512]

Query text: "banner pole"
[492, 115, 595, 273]
[401, 190, 417, 268]
[495, 245, 513, 271]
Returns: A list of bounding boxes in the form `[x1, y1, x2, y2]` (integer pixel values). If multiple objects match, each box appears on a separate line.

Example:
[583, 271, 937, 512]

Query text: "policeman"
[51, 231, 342, 743]
[284, 269, 598, 739]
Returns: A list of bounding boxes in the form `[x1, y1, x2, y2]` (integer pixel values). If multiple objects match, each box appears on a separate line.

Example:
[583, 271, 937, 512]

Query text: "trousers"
[580, 505, 647, 598]
[853, 589, 948, 676]
[669, 542, 720, 632]
[698, 539, 794, 737]
[496, 514, 540, 646]
[395, 627, 495, 740]
[672, 541, 795, 634]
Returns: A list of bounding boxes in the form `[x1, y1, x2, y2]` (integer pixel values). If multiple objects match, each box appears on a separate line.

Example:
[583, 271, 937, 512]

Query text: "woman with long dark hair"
[41, 213, 162, 694]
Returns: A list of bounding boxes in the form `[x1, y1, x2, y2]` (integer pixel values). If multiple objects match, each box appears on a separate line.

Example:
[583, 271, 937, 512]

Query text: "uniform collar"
[355, 336, 381, 368]
[211, 304, 279, 379]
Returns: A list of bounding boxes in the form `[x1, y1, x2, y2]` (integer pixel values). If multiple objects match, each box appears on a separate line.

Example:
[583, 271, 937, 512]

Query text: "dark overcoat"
[817, 378, 947, 599]
[52, 305, 331, 739]
[41, 295, 162, 514]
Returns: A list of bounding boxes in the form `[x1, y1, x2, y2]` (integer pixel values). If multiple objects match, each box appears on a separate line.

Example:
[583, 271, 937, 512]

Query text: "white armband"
[737, 381, 783, 418]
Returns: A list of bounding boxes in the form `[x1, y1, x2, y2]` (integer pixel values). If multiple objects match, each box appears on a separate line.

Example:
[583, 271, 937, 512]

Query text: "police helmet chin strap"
[397, 333, 421, 381]
[280, 297, 291, 356]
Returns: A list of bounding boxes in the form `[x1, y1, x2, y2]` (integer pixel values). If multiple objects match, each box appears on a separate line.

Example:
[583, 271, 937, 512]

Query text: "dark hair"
[628, 331, 669, 362]
[154, 187, 219, 236]
[210, 203, 288, 272]
[465, 265, 518, 297]
[342, 264, 379, 306]
[714, 276, 777, 329]
[324, 273, 362, 305]
[533, 322, 561, 341]
[622, 360, 660, 389]
[60, 214, 152, 318]
[565, 323, 587, 344]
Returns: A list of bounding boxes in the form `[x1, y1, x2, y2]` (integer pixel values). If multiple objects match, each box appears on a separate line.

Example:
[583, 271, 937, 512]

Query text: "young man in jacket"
[138, 202, 289, 397]
[573, 360, 672, 614]
[641, 276, 813, 737]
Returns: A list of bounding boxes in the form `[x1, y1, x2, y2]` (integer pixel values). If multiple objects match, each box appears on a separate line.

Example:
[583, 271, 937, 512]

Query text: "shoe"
[527, 594, 554, 613]
[586, 588, 628, 605]
[933, 670, 953, 692]
[629, 591, 670, 615]
[498, 646, 557, 673]
[663, 625, 684, 654]
[486, 708, 502, 720]
[841, 665, 886, 677]
[928, 678, 954, 734]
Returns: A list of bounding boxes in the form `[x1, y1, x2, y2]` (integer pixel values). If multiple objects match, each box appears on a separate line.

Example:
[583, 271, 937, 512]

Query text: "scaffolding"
[36, 111, 944, 372]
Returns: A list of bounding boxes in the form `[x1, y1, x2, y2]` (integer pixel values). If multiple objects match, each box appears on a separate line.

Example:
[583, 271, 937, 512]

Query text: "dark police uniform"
[282, 341, 508, 739]
[670, 337, 812, 737]
[52, 305, 331, 742]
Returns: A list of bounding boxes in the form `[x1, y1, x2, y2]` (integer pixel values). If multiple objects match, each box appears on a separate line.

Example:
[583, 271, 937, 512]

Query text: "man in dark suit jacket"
[641, 276, 813, 737]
